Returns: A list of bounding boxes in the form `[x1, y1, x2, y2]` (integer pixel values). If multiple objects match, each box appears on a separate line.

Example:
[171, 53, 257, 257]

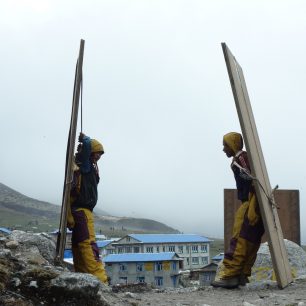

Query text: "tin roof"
[200, 262, 219, 272]
[103, 252, 182, 263]
[96, 239, 114, 248]
[0, 227, 11, 234]
[125, 234, 212, 244]
[212, 253, 224, 260]
[64, 249, 73, 259]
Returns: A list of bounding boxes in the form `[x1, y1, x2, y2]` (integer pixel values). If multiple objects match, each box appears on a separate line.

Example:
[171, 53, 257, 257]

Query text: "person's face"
[91, 152, 103, 163]
[223, 140, 234, 158]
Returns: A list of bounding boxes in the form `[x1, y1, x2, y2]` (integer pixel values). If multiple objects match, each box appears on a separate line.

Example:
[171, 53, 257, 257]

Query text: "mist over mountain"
[0, 182, 179, 235]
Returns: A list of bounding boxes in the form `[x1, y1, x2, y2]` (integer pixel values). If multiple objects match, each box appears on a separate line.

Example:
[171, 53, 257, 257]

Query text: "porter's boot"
[239, 274, 250, 286]
[211, 277, 239, 289]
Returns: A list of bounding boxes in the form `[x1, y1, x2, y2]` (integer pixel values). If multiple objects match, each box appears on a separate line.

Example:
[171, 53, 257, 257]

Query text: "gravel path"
[114, 280, 306, 306]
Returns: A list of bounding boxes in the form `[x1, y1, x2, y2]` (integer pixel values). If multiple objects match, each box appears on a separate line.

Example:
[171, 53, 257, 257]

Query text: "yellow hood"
[91, 139, 104, 153]
[223, 132, 243, 154]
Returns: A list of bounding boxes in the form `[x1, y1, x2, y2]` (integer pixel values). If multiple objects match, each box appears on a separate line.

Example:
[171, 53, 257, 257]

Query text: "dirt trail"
[113, 280, 306, 306]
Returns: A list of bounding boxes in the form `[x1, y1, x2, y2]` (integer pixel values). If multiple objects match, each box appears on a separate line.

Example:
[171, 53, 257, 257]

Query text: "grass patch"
[209, 238, 224, 258]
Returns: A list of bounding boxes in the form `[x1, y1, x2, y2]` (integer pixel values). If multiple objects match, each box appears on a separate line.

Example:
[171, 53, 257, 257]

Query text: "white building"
[106, 234, 212, 270]
[96, 239, 115, 256]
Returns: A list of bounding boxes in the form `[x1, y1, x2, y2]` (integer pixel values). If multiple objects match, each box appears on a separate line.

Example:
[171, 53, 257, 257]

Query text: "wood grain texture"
[55, 39, 85, 262]
[222, 43, 293, 288]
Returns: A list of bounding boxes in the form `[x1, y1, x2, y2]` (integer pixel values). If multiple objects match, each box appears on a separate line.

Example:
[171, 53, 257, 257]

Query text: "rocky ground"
[1, 231, 306, 306]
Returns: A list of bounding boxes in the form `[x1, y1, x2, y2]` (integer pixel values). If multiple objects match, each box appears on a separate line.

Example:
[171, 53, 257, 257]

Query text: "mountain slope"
[95, 215, 179, 234]
[0, 182, 179, 235]
[0, 183, 59, 214]
[0, 183, 60, 231]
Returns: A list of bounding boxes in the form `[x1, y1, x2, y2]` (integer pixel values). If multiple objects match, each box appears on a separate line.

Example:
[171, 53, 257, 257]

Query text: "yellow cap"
[91, 139, 104, 154]
[223, 132, 243, 154]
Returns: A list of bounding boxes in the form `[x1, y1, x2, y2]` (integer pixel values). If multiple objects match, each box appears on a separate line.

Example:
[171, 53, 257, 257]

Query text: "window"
[168, 245, 175, 252]
[119, 263, 127, 271]
[156, 246, 160, 253]
[155, 277, 163, 287]
[192, 257, 199, 265]
[162, 246, 166, 252]
[146, 247, 153, 253]
[172, 261, 177, 271]
[119, 277, 127, 284]
[126, 246, 132, 253]
[136, 263, 144, 272]
[105, 263, 112, 275]
[126, 237, 130, 242]
[134, 246, 140, 253]
[201, 256, 208, 265]
[178, 246, 183, 253]
[186, 246, 190, 253]
[202, 274, 211, 281]
[137, 276, 145, 283]
[118, 247, 124, 254]
[155, 262, 163, 271]
[200, 244, 207, 253]
[191, 245, 198, 253]
[186, 258, 190, 265]
[171, 275, 178, 287]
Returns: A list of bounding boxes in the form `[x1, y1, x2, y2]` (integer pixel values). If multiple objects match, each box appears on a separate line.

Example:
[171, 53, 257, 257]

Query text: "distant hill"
[95, 215, 179, 235]
[0, 182, 179, 235]
[0, 183, 60, 232]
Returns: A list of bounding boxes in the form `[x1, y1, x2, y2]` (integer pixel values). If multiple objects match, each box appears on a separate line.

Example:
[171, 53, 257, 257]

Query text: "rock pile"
[251, 239, 306, 282]
[0, 230, 120, 306]
[1, 231, 306, 306]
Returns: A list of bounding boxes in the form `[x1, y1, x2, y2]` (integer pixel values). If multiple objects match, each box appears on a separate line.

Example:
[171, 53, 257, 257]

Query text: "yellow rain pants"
[218, 193, 265, 279]
[71, 208, 108, 283]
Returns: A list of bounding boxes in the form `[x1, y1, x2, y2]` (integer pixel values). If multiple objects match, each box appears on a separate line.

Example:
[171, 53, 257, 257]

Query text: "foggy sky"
[1, 0, 306, 242]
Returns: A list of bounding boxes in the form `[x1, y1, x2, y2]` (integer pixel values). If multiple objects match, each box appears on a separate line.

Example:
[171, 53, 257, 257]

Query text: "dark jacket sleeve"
[232, 151, 253, 202]
[79, 136, 91, 173]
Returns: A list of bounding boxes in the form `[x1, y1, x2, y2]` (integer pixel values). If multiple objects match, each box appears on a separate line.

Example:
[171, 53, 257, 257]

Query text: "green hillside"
[0, 182, 179, 235]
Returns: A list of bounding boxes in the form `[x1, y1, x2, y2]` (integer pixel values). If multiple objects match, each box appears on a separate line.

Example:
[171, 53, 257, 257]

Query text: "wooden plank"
[221, 42, 292, 288]
[55, 39, 85, 263]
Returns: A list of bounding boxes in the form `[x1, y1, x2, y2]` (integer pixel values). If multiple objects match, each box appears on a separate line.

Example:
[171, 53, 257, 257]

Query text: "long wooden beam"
[221, 42, 292, 288]
[55, 39, 85, 263]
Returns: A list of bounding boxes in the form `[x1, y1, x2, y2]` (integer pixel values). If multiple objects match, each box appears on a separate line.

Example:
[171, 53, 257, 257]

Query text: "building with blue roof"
[49, 229, 73, 250]
[49, 230, 113, 253]
[97, 239, 114, 248]
[108, 234, 212, 270]
[103, 252, 182, 288]
[211, 252, 224, 263]
[96, 239, 116, 256]
[104, 252, 181, 263]
[128, 234, 211, 244]
[0, 227, 12, 236]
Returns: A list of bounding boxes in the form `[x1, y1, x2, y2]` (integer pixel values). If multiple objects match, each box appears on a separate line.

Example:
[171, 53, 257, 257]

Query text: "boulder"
[0, 230, 116, 305]
[50, 272, 110, 305]
[251, 239, 306, 282]
[9, 230, 56, 264]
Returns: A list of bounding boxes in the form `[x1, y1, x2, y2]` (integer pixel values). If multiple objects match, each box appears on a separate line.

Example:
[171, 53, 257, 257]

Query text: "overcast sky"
[1, 0, 305, 242]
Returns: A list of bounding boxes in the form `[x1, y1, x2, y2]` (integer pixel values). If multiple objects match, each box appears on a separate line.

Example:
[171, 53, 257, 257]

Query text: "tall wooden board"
[221, 43, 292, 288]
[55, 39, 85, 263]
